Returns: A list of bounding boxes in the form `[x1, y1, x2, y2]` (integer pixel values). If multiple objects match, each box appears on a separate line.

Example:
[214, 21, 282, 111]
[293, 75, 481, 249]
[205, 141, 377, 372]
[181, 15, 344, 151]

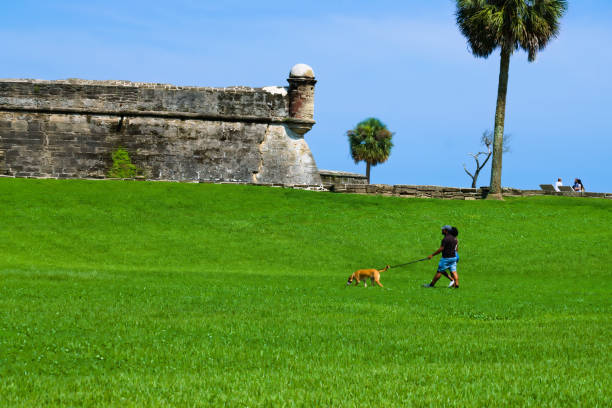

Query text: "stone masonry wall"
[328, 184, 612, 200]
[0, 70, 320, 185]
[318, 170, 367, 185]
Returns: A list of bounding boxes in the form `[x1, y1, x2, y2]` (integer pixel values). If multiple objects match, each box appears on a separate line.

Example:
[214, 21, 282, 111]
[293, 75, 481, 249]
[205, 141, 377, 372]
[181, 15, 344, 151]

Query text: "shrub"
[108, 147, 139, 178]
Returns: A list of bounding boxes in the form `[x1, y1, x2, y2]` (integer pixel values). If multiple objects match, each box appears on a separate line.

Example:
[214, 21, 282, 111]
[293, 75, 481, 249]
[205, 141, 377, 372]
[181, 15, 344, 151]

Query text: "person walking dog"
[423, 225, 459, 289]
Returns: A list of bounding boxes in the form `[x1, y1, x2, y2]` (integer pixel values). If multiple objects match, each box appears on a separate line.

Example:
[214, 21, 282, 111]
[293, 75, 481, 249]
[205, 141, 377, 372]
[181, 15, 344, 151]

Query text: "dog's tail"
[380, 265, 390, 273]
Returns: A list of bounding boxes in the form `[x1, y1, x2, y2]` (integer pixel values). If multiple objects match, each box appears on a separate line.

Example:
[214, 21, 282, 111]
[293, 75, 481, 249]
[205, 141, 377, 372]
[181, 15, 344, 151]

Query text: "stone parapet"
[0, 79, 289, 120]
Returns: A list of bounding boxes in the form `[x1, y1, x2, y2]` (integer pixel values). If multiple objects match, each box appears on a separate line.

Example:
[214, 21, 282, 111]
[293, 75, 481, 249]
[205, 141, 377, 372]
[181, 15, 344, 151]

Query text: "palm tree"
[347, 118, 394, 184]
[455, 0, 567, 199]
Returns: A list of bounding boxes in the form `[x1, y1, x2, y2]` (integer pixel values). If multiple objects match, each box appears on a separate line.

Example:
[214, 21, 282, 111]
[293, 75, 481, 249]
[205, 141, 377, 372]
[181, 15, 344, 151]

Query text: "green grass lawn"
[1, 178, 610, 407]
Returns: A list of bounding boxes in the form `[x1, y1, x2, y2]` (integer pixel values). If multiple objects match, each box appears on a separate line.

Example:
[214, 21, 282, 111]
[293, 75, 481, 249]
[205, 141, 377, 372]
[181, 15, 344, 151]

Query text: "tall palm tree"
[456, 0, 567, 199]
[347, 118, 394, 184]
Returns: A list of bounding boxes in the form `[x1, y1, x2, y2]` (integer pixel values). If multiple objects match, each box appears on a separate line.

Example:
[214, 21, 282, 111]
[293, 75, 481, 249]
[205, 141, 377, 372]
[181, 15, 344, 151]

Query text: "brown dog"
[347, 265, 389, 287]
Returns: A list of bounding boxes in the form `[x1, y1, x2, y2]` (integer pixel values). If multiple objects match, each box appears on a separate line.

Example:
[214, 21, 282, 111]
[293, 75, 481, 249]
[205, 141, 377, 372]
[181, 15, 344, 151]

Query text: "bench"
[539, 184, 556, 192]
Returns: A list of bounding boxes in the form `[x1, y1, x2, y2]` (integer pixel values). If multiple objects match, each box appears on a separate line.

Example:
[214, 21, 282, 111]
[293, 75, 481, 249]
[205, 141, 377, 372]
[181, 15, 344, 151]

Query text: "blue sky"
[2, 1, 611, 192]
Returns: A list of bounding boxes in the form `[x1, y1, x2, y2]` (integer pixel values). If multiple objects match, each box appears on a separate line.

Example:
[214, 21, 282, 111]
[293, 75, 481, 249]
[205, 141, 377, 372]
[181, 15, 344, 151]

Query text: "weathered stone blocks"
[0, 65, 321, 184]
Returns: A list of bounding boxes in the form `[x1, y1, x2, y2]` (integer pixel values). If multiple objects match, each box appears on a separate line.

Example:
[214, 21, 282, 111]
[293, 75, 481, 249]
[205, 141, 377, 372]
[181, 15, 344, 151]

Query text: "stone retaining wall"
[328, 184, 611, 199]
[2, 173, 610, 200]
[318, 170, 367, 185]
[330, 184, 488, 199]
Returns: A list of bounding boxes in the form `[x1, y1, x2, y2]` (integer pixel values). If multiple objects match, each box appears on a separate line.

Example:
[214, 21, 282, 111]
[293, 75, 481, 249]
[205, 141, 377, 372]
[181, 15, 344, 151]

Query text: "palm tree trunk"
[366, 162, 371, 184]
[488, 46, 511, 200]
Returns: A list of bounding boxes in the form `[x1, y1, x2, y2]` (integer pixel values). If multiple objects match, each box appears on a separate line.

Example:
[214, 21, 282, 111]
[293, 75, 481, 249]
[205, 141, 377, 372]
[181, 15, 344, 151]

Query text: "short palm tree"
[456, 0, 567, 199]
[347, 118, 394, 184]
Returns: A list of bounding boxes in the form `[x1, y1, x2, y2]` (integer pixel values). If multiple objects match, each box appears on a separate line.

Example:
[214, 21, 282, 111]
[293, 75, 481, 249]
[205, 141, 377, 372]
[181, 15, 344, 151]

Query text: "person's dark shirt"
[441, 234, 458, 258]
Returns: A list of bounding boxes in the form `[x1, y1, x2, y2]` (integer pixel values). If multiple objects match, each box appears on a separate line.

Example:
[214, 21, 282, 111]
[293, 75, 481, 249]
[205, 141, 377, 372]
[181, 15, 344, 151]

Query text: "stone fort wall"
[0, 64, 321, 185]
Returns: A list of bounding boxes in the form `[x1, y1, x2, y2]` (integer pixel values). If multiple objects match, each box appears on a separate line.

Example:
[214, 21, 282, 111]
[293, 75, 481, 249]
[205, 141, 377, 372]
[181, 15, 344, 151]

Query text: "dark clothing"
[441, 234, 458, 258]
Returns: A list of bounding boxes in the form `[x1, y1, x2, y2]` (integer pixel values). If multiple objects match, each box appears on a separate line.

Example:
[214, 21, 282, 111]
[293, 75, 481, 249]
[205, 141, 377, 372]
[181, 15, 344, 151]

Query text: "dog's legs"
[370, 274, 383, 288]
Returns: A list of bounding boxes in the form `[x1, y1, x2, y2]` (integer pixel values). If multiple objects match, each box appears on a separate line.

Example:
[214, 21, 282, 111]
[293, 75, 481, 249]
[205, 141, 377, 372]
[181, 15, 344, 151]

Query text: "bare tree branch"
[463, 163, 474, 179]
[464, 129, 510, 188]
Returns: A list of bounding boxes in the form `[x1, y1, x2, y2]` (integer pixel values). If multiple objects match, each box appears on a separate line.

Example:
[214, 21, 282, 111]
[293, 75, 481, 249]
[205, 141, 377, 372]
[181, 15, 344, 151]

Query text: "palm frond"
[346, 118, 394, 166]
[455, 0, 567, 61]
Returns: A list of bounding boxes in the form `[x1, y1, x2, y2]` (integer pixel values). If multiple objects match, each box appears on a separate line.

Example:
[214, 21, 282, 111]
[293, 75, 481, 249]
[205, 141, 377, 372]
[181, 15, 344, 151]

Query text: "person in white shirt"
[554, 178, 563, 192]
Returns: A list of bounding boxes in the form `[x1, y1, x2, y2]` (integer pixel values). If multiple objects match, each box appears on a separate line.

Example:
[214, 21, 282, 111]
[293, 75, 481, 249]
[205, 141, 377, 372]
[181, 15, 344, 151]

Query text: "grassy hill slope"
[1, 178, 610, 407]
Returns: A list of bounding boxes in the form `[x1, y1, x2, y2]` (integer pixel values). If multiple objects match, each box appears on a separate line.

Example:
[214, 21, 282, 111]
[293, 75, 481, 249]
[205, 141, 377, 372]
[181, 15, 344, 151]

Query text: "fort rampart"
[0, 64, 320, 185]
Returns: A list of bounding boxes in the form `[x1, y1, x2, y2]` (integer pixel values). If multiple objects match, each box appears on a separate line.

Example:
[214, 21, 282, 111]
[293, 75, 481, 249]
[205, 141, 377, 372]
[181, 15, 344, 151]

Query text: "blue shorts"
[438, 257, 457, 273]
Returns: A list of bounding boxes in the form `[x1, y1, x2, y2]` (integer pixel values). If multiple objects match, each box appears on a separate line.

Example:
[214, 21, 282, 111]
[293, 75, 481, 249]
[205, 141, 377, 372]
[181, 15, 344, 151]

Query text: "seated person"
[572, 178, 584, 192]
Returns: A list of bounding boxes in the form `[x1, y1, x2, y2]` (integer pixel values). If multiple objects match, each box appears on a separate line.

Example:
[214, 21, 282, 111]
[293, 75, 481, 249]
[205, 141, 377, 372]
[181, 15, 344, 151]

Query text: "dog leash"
[387, 258, 429, 269]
